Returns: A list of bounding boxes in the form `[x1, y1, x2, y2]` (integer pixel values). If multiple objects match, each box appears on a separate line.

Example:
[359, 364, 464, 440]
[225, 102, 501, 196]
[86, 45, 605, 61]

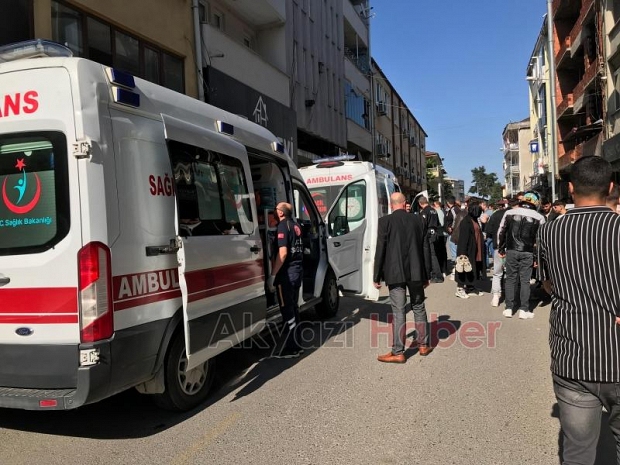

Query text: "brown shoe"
[418, 345, 434, 356]
[377, 352, 406, 363]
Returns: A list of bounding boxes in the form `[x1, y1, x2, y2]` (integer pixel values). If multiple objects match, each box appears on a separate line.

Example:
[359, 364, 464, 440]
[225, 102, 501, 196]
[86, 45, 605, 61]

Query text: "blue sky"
[371, 0, 547, 190]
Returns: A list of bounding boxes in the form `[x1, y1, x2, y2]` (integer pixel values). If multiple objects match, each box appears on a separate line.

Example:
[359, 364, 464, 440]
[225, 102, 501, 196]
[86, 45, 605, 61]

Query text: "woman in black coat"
[455, 200, 486, 299]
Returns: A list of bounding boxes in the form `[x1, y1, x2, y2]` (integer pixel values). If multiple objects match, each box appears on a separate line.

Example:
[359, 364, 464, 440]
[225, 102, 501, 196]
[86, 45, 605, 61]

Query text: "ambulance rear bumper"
[0, 341, 112, 410]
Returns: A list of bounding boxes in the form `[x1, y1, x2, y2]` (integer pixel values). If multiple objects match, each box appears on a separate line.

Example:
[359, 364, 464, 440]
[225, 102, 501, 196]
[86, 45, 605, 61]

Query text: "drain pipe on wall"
[192, 0, 205, 102]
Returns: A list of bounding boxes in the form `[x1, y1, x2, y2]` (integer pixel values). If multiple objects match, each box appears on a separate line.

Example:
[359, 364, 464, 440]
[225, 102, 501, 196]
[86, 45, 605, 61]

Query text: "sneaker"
[491, 294, 500, 307]
[449, 273, 455, 281]
[466, 286, 484, 296]
[503, 309, 513, 318]
[455, 287, 469, 299]
[518, 310, 530, 320]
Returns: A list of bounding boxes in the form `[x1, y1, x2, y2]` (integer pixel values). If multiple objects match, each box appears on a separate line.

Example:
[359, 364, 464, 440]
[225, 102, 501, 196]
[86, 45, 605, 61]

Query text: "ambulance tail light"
[78, 242, 113, 343]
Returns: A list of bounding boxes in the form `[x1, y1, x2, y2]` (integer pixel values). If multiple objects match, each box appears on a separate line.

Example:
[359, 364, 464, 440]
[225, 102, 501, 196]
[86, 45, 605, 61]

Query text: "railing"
[344, 48, 370, 75]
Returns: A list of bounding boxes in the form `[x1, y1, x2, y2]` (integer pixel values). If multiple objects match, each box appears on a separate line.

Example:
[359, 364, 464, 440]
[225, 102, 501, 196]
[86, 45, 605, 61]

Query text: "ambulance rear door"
[162, 115, 264, 370]
[325, 178, 366, 293]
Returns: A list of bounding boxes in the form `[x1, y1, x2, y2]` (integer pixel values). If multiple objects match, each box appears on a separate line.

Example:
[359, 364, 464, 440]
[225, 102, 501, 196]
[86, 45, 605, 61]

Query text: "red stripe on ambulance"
[0, 288, 77, 314]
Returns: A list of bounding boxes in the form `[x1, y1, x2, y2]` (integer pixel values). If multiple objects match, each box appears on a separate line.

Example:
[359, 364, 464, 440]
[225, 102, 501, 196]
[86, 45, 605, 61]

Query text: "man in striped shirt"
[537, 156, 620, 465]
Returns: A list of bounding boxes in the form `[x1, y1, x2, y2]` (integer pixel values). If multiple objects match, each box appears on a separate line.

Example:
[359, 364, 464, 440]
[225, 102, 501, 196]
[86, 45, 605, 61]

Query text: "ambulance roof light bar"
[312, 154, 356, 164]
[0, 39, 73, 63]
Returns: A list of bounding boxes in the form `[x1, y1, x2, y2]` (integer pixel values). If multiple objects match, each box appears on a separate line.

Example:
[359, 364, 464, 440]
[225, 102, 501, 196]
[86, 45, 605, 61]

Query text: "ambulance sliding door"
[162, 115, 265, 370]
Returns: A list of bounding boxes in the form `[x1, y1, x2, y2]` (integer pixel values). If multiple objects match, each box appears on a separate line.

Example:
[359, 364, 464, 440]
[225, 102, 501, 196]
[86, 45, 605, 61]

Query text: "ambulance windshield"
[0, 132, 70, 255]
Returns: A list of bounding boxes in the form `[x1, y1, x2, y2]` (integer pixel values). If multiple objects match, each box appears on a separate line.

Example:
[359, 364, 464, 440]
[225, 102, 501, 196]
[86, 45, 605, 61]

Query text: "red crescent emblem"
[2, 174, 41, 214]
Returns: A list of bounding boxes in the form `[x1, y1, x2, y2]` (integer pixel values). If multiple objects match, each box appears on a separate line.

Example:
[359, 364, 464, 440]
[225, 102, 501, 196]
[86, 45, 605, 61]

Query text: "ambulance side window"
[377, 177, 389, 217]
[328, 180, 366, 236]
[169, 140, 253, 236]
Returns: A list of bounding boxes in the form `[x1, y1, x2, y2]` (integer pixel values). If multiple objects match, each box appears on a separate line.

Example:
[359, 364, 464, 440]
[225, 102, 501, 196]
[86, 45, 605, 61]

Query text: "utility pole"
[546, 0, 558, 201]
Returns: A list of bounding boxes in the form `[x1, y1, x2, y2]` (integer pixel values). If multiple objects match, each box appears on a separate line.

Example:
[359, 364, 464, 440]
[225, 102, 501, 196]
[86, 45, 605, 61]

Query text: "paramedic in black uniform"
[267, 202, 304, 358]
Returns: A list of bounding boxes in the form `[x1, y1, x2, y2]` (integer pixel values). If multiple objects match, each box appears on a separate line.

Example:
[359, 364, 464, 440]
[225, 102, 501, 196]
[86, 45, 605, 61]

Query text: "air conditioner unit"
[376, 142, 388, 157]
[377, 100, 387, 116]
[409, 135, 416, 147]
[402, 127, 410, 138]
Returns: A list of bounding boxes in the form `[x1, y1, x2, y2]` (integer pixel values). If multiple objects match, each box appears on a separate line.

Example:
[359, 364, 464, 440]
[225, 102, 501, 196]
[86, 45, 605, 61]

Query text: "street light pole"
[546, 0, 558, 201]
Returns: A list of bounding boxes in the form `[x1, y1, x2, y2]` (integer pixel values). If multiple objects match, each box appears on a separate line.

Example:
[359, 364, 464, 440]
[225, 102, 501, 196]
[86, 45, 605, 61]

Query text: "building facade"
[444, 177, 465, 203]
[601, 0, 620, 176]
[372, 59, 426, 197]
[1, 0, 429, 178]
[526, 16, 555, 200]
[552, 0, 604, 183]
[502, 119, 532, 197]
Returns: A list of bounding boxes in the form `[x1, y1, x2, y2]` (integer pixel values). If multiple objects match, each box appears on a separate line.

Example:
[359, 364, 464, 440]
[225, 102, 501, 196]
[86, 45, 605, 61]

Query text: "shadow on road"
[0, 295, 464, 440]
[0, 303, 363, 439]
[551, 402, 617, 464]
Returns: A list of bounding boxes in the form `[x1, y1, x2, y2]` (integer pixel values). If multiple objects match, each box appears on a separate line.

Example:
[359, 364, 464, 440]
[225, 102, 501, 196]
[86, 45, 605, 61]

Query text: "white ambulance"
[0, 40, 344, 411]
[299, 160, 399, 301]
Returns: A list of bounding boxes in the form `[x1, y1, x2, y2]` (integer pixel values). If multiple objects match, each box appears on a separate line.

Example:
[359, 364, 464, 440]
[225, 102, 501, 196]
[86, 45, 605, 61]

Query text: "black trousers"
[275, 274, 302, 351]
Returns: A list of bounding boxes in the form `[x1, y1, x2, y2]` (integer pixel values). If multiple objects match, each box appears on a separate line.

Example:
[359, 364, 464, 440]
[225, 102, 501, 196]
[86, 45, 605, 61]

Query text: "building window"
[212, 10, 224, 30]
[52, 1, 83, 55]
[115, 31, 140, 76]
[0, 0, 30, 46]
[344, 82, 370, 129]
[51, 1, 184, 93]
[86, 17, 111, 66]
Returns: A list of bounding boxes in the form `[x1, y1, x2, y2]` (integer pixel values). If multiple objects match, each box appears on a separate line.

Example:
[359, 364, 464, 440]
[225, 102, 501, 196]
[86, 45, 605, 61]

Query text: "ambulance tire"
[153, 330, 215, 411]
[315, 269, 339, 319]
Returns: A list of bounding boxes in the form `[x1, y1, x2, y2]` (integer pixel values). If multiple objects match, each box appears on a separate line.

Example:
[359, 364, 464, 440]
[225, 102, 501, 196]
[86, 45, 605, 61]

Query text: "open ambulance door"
[325, 179, 365, 293]
[162, 114, 265, 370]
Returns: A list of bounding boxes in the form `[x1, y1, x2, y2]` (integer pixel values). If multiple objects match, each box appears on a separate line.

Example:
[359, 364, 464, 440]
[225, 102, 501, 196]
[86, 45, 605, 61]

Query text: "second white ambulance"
[300, 160, 399, 301]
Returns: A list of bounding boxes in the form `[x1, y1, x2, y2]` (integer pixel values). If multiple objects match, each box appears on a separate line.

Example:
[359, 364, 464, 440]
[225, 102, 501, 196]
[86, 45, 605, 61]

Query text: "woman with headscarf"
[454, 199, 486, 299]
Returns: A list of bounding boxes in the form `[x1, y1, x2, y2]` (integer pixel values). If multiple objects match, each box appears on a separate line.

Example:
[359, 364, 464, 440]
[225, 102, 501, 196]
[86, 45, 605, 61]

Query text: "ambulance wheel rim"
[177, 351, 208, 395]
[326, 277, 338, 308]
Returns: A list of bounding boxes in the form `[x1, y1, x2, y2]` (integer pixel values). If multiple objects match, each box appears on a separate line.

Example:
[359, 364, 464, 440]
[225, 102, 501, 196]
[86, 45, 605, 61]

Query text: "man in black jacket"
[419, 196, 443, 282]
[497, 191, 545, 319]
[373, 192, 432, 363]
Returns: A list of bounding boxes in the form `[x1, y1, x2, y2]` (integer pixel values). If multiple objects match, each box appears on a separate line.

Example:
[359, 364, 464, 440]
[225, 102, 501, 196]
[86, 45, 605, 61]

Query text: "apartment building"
[2, 0, 195, 97]
[502, 119, 532, 197]
[444, 177, 465, 203]
[601, 0, 620, 176]
[425, 151, 445, 201]
[343, 0, 373, 161]
[197, 1, 298, 162]
[2, 1, 430, 177]
[372, 59, 426, 196]
[526, 16, 555, 200]
[552, 0, 604, 182]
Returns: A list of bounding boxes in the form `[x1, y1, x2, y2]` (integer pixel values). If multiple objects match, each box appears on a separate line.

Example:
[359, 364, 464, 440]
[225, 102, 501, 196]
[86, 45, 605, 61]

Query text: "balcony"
[559, 141, 584, 169]
[344, 48, 370, 75]
[503, 142, 519, 152]
[555, 36, 571, 67]
[504, 165, 520, 177]
[202, 24, 289, 106]
[219, 0, 285, 27]
[557, 93, 574, 118]
[344, 0, 370, 45]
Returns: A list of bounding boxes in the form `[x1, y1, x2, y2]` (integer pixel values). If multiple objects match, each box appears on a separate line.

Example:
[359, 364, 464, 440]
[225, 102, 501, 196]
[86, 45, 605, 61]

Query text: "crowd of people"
[372, 156, 620, 464]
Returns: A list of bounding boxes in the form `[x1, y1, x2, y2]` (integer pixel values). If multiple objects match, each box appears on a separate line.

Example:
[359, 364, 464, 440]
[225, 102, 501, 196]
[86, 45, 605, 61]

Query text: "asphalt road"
[0, 278, 616, 465]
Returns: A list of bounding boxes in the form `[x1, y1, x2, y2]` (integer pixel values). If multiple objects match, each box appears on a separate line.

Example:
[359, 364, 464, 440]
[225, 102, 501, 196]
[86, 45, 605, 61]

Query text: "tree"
[468, 166, 503, 203]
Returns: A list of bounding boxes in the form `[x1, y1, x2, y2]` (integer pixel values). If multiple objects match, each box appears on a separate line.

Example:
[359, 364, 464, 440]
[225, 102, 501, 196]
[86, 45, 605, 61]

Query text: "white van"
[0, 40, 343, 411]
[299, 160, 399, 301]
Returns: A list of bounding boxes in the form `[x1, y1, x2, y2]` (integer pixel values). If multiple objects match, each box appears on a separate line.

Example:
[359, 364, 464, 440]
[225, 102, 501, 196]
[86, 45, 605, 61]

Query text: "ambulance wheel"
[315, 269, 339, 319]
[152, 330, 214, 411]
